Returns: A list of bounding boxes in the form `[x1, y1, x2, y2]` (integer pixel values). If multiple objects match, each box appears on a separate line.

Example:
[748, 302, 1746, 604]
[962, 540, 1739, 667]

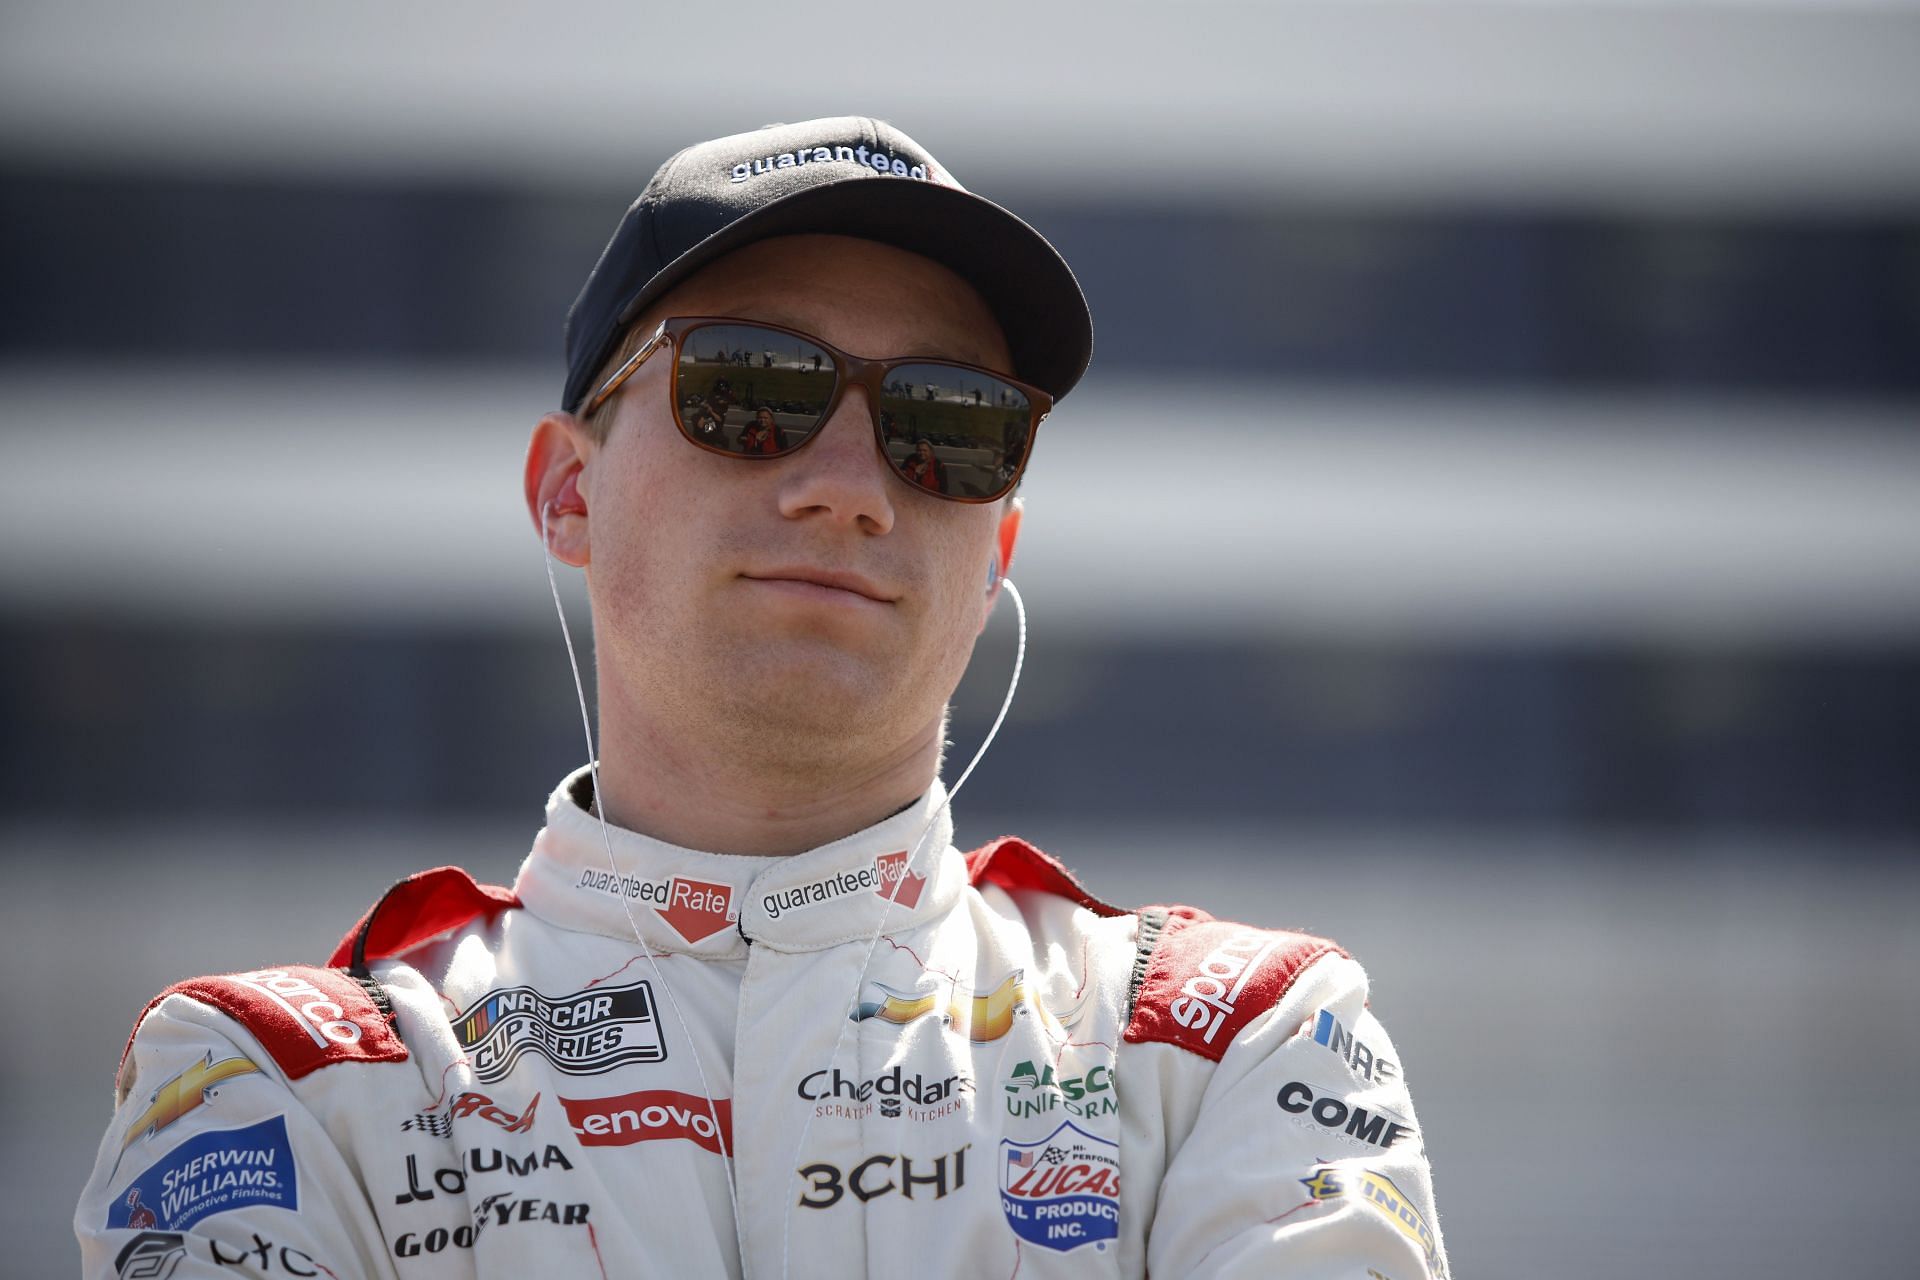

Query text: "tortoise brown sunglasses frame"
[580, 316, 1051, 504]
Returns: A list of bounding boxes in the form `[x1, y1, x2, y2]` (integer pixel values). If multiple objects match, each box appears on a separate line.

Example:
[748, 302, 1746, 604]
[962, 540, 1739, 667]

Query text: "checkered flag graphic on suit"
[400, 1111, 453, 1138]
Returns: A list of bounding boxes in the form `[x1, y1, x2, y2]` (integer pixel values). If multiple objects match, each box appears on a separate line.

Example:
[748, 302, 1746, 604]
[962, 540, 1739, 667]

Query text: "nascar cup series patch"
[999, 1120, 1120, 1252]
[454, 981, 665, 1083]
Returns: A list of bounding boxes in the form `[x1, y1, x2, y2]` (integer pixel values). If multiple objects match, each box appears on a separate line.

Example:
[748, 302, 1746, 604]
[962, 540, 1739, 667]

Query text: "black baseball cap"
[561, 116, 1093, 414]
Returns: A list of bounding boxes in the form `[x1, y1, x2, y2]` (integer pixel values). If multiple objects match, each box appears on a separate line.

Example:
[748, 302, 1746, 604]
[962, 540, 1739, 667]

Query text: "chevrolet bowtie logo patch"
[122, 1053, 260, 1152]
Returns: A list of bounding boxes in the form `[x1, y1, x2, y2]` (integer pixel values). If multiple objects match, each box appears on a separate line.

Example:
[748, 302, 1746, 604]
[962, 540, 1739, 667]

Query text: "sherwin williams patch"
[107, 1115, 297, 1231]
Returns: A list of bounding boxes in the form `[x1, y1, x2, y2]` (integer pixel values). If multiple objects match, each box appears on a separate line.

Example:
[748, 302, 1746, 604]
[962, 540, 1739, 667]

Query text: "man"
[78, 118, 1447, 1278]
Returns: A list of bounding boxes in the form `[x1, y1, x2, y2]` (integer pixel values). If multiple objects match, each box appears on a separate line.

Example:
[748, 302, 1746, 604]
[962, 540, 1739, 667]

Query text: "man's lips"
[740, 568, 897, 604]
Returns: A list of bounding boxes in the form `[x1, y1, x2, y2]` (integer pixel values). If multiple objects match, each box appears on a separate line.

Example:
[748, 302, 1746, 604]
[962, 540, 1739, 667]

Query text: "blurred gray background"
[4, 1, 1918, 1275]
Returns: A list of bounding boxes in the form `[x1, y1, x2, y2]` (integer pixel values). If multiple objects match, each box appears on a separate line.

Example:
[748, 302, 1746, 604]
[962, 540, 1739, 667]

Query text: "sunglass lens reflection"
[878, 363, 1031, 500]
[676, 324, 834, 455]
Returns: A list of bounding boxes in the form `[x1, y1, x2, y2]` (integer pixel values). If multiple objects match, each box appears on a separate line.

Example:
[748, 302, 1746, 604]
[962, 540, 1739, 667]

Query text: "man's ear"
[524, 412, 594, 568]
[982, 497, 1024, 624]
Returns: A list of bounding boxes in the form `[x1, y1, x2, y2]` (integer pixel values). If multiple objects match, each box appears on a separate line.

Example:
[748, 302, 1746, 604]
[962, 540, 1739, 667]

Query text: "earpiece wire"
[776, 578, 1027, 1279]
[539, 506, 746, 1252]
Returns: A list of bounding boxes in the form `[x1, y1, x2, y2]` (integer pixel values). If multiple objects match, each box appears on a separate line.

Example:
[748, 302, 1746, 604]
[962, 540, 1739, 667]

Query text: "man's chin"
[704, 637, 900, 718]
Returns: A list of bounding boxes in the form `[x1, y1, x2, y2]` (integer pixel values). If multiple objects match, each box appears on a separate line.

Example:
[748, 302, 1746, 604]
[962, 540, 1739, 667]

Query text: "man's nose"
[775, 386, 896, 534]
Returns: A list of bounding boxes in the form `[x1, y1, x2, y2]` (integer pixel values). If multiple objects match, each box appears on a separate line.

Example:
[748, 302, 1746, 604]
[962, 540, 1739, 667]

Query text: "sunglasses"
[582, 317, 1050, 504]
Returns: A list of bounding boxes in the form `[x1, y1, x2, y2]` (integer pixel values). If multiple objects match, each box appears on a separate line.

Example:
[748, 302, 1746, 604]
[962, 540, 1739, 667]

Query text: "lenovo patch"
[160, 966, 408, 1080]
[1124, 917, 1341, 1062]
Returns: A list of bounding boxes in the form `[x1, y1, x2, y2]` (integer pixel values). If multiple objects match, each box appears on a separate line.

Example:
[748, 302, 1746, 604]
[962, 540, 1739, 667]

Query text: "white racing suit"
[78, 770, 1449, 1278]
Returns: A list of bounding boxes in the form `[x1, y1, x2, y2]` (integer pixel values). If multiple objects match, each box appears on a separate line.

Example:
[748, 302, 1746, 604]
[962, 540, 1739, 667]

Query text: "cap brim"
[596, 178, 1092, 407]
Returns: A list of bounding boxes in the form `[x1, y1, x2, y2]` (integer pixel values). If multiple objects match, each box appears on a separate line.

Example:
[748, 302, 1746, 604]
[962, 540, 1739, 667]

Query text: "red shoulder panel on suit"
[1123, 913, 1344, 1062]
[965, 836, 1125, 917]
[120, 868, 513, 1082]
[125, 964, 409, 1081]
[327, 865, 519, 969]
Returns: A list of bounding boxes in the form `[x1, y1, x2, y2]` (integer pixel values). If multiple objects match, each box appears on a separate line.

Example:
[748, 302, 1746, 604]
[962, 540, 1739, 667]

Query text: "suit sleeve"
[75, 989, 400, 1280]
[1138, 938, 1449, 1280]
